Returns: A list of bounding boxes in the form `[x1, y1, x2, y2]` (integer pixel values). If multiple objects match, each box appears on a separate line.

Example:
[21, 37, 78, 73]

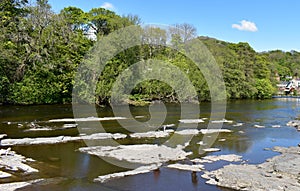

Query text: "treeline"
[200, 37, 300, 99]
[0, 0, 138, 104]
[1, 0, 299, 105]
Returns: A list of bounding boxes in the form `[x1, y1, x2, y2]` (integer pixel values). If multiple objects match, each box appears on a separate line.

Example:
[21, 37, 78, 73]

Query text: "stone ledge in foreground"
[0, 177, 66, 191]
[79, 144, 191, 165]
[202, 146, 300, 191]
[0, 133, 127, 146]
[94, 164, 161, 183]
[0, 149, 38, 174]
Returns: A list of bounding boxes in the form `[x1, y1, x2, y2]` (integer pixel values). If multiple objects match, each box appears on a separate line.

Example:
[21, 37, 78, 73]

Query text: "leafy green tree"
[1, 0, 299, 105]
[60, 6, 88, 31]
[254, 79, 275, 99]
[9, 0, 93, 104]
[88, 8, 127, 36]
[0, 0, 28, 102]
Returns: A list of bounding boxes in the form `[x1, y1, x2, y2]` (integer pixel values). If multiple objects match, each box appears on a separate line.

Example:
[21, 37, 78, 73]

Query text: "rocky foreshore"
[287, 120, 300, 131]
[0, 177, 66, 191]
[0, 133, 127, 146]
[0, 148, 38, 174]
[202, 146, 300, 191]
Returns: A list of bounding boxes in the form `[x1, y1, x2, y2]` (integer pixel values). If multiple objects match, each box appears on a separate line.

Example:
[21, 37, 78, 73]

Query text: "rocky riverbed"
[287, 120, 300, 131]
[0, 148, 38, 174]
[202, 146, 300, 191]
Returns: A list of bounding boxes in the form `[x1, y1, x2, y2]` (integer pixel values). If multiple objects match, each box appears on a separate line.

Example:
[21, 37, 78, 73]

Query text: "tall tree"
[170, 23, 197, 43]
[0, 0, 28, 102]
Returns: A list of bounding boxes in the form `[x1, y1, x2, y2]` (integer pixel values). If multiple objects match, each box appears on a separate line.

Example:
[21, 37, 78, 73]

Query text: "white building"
[85, 25, 97, 41]
[284, 79, 300, 93]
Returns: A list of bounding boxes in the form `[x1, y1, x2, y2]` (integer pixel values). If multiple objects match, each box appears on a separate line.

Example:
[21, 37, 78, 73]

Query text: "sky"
[47, 0, 300, 52]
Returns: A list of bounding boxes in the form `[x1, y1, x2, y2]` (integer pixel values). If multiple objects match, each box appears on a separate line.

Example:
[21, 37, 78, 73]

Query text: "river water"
[0, 99, 299, 191]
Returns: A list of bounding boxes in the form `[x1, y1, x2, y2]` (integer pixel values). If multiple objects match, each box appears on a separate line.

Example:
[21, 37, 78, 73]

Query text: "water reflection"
[153, 168, 160, 181]
[0, 99, 300, 190]
[191, 171, 198, 185]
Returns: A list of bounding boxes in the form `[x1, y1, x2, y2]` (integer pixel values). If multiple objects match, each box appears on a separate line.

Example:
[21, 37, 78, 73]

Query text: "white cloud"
[101, 2, 114, 10]
[232, 20, 258, 32]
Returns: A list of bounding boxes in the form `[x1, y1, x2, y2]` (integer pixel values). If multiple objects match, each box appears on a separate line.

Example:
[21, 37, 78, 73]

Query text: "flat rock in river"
[79, 144, 191, 165]
[191, 154, 242, 164]
[287, 120, 300, 131]
[0, 133, 127, 146]
[0, 177, 66, 191]
[0, 149, 38, 174]
[167, 163, 204, 172]
[94, 164, 161, 183]
[199, 129, 232, 134]
[130, 130, 174, 138]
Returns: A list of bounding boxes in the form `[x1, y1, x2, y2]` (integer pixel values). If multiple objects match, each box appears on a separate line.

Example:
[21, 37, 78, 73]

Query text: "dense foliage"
[0, 0, 299, 105]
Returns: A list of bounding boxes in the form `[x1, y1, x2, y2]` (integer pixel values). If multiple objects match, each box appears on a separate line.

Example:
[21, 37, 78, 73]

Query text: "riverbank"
[272, 95, 300, 99]
[202, 146, 300, 190]
[1, 145, 299, 190]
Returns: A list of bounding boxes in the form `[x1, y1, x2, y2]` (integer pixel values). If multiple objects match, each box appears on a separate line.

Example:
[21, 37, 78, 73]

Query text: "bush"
[254, 79, 275, 99]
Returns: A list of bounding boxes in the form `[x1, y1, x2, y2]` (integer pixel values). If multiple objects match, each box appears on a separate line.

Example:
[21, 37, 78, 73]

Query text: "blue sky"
[47, 0, 300, 52]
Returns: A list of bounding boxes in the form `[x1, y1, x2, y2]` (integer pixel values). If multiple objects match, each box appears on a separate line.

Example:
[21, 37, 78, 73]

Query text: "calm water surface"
[0, 99, 299, 191]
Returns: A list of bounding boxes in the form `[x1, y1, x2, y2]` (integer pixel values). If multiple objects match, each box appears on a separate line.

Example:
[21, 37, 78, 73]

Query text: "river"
[0, 99, 299, 191]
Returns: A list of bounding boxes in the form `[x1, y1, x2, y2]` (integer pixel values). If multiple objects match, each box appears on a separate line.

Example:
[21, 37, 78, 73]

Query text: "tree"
[88, 8, 121, 36]
[9, 1, 93, 104]
[254, 79, 274, 99]
[0, 0, 29, 102]
[123, 14, 141, 26]
[60, 6, 88, 31]
[141, 26, 167, 58]
[170, 23, 197, 43]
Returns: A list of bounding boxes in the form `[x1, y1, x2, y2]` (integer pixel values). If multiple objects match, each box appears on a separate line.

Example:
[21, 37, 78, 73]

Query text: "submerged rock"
[211, 119, 233, 123]
[0, 171, 12, 178]
[48, 116, 127, 122]
[0, 177, 66, 191]
[175, 129, 199, 135]
[160, 124, 175, 131]
[0, 149, 38, 174]
[79, 144, 191, 165]
[21, 123, 78, 132]
[1, 133, 127, 146]
[134, 116, 145, 119]
[0, 134, 7, 139]
[233, 123, 243, 127]
[287, 120, 300, 131]
[94, 164, 161, 183]
[202, 146, 300, 191]
[162, 124, 175, 128]
[62, 124, 78, 128]
[199, 129, 232, 134]
[202, 154, 243, 163]
[24, 127, 53, 132]
[253, 124, 265, 128]
[197, 141, 206, 146]
[81, 133, 127, 140]
[1, 136, 78, 146]
[174, 128, 232, 136]
[167, 154, 243, 173]
[179, 119, 204, 123]
[191, 154, 243, 164]
[167, 163, 204, 172]
[271, 125, 281, 128]
[202, 148, 221, 152]
[0, 181, 32, 191]
[130, 130, 174, 138]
